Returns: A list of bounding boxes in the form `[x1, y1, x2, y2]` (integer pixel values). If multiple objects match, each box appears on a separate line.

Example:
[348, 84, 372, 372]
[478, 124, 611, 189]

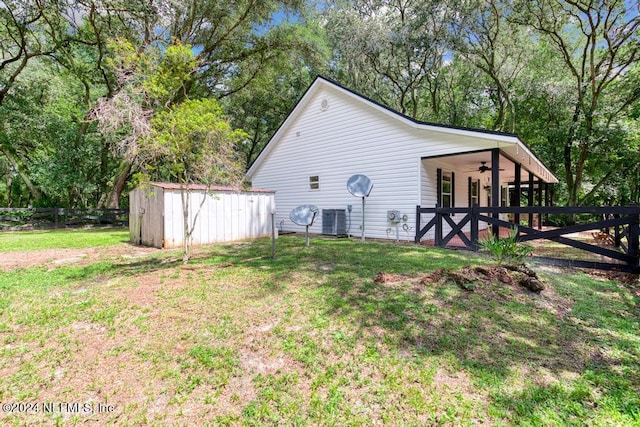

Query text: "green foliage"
[97, 39, 244, 187]
[148, 98, 246, 185]
[0, 60, 110, 207]
[324, 0, 454, 120]
[222, 21, 330, 169]
[145, 97, 247, 263]
[144, 43, 196, 106]
[479, 227, 533, 266]
[2, 0, 316, 208]
[2, 0, 640, 210]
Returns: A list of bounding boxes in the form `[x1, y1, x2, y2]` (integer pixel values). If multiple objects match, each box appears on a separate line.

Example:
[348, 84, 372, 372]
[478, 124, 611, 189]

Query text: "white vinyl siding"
[248, 81, 543, 241]
[251, 88, 424, 241]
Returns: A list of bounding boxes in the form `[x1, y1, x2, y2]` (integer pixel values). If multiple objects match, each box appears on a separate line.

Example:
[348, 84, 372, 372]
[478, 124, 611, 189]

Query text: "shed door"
[140, 188, 164, 248]
[130, 190, 142, 245]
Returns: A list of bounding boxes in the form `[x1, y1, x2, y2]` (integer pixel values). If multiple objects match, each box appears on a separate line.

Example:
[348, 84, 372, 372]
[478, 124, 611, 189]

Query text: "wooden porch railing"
[415, 205, 640, 273]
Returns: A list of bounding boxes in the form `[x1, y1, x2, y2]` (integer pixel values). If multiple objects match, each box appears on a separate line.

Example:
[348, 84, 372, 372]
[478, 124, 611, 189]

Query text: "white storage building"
[129, 183, 276, 248]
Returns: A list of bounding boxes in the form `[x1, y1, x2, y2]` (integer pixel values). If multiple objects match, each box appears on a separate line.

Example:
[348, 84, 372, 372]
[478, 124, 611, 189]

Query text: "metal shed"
[129, 183, 276, 248]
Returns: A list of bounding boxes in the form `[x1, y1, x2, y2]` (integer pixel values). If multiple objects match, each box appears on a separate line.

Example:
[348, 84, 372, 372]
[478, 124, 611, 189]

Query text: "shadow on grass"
[3, 234, 637, 423]
[311, 246, 640, 423]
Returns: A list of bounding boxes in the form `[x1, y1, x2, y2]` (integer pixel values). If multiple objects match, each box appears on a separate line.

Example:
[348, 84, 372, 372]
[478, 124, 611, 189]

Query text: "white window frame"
[441, 171, 452, 208]
[471, 179, 480, 206]
[309, 175, 319, 190]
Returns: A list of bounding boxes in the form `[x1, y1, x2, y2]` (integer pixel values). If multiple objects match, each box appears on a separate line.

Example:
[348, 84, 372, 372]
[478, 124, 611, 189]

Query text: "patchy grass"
[0, 232, 638, 425]
[0, 228, 129, 252]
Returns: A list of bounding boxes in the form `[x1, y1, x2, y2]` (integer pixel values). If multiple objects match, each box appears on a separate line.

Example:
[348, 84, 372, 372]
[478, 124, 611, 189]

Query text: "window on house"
[501, 185, 509, 207]
[441, 171, 452, 208]
[471, 179, 480, 206]
[309, 175, 319, 190]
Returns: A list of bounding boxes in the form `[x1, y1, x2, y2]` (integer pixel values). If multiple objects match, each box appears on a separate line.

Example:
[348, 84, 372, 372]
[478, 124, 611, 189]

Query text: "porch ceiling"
[423, 148, 558, 184]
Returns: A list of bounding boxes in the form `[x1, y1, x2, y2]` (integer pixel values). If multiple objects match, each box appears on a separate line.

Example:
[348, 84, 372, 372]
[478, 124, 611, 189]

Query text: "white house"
[246, 76, 558, 242]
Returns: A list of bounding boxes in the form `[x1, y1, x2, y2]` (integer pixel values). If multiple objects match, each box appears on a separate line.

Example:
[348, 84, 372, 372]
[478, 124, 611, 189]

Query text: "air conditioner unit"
[322, 209, 347, 236]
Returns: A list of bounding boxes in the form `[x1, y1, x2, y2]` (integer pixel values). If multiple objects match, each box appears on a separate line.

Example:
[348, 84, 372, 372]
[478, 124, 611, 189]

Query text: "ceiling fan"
[474, 161, 505, 173]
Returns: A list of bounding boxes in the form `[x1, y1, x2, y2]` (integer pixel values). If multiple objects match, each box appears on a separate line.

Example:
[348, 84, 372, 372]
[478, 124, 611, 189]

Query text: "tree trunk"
[2, 149, 40, 203]
[98, 139, 111, 205]
[181, 184, 191, 264]
[6, 173, 12, 207]
[564, 99, 583, 208]
[102, 160, 132, 208]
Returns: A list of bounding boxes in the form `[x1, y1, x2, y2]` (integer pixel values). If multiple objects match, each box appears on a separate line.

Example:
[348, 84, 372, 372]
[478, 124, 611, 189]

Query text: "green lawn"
[0, 228, 129, 252]
[0, 232, 638, 425]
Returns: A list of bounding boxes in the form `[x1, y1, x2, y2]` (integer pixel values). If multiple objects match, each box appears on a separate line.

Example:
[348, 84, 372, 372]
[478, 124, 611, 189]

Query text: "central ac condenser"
[322, 209, 347, 236]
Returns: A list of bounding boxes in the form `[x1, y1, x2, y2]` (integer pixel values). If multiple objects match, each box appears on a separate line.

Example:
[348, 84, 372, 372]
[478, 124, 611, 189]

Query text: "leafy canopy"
[147, 98, 246, 186]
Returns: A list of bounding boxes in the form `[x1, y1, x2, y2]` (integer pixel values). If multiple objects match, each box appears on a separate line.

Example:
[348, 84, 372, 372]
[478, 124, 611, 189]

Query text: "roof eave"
[247, 76, 559, 184]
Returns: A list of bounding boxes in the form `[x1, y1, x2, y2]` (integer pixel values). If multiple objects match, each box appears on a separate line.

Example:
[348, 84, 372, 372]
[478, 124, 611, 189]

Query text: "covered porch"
[419, 146, 558, 241]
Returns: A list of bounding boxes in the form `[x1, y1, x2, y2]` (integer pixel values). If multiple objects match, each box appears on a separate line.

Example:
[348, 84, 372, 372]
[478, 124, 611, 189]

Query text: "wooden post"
[491, 148, 500, 237]
[414, 205, 421, 243]
[435, 204, 442, 247]
[537, 180, 543, 229]
[271, 211, 276, 260]
[514, 163, 521, 228]
[629, 206, 639, 271]
[545, 183, 551, 226]
[528, 172, 534, 227]
[471, 203, 479, 251]
[614, 214, 621, 248]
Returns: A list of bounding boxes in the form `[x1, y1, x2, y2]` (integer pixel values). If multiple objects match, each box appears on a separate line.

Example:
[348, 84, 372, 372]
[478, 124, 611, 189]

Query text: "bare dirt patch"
[0, 244, 162, 271]
[112, 268, 171, 306]
[375, 264, 545, 293]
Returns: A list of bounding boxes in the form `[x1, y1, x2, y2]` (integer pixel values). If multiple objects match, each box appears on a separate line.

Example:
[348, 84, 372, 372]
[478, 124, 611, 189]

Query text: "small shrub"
[479, 227, 532, 266]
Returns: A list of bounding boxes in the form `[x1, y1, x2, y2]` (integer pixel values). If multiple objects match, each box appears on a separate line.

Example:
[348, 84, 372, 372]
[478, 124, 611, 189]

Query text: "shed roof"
[148, 182, 275, 193]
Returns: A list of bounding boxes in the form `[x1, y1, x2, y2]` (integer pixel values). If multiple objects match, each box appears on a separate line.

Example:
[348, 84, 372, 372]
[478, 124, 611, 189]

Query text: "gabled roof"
[320, 75, 520, 139]
[246, 76, 558, 183]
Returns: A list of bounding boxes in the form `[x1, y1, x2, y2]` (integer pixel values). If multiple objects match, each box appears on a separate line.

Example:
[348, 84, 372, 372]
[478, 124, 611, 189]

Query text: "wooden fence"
[415, 205, 640, 273]
[0, 208, 129, 229]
